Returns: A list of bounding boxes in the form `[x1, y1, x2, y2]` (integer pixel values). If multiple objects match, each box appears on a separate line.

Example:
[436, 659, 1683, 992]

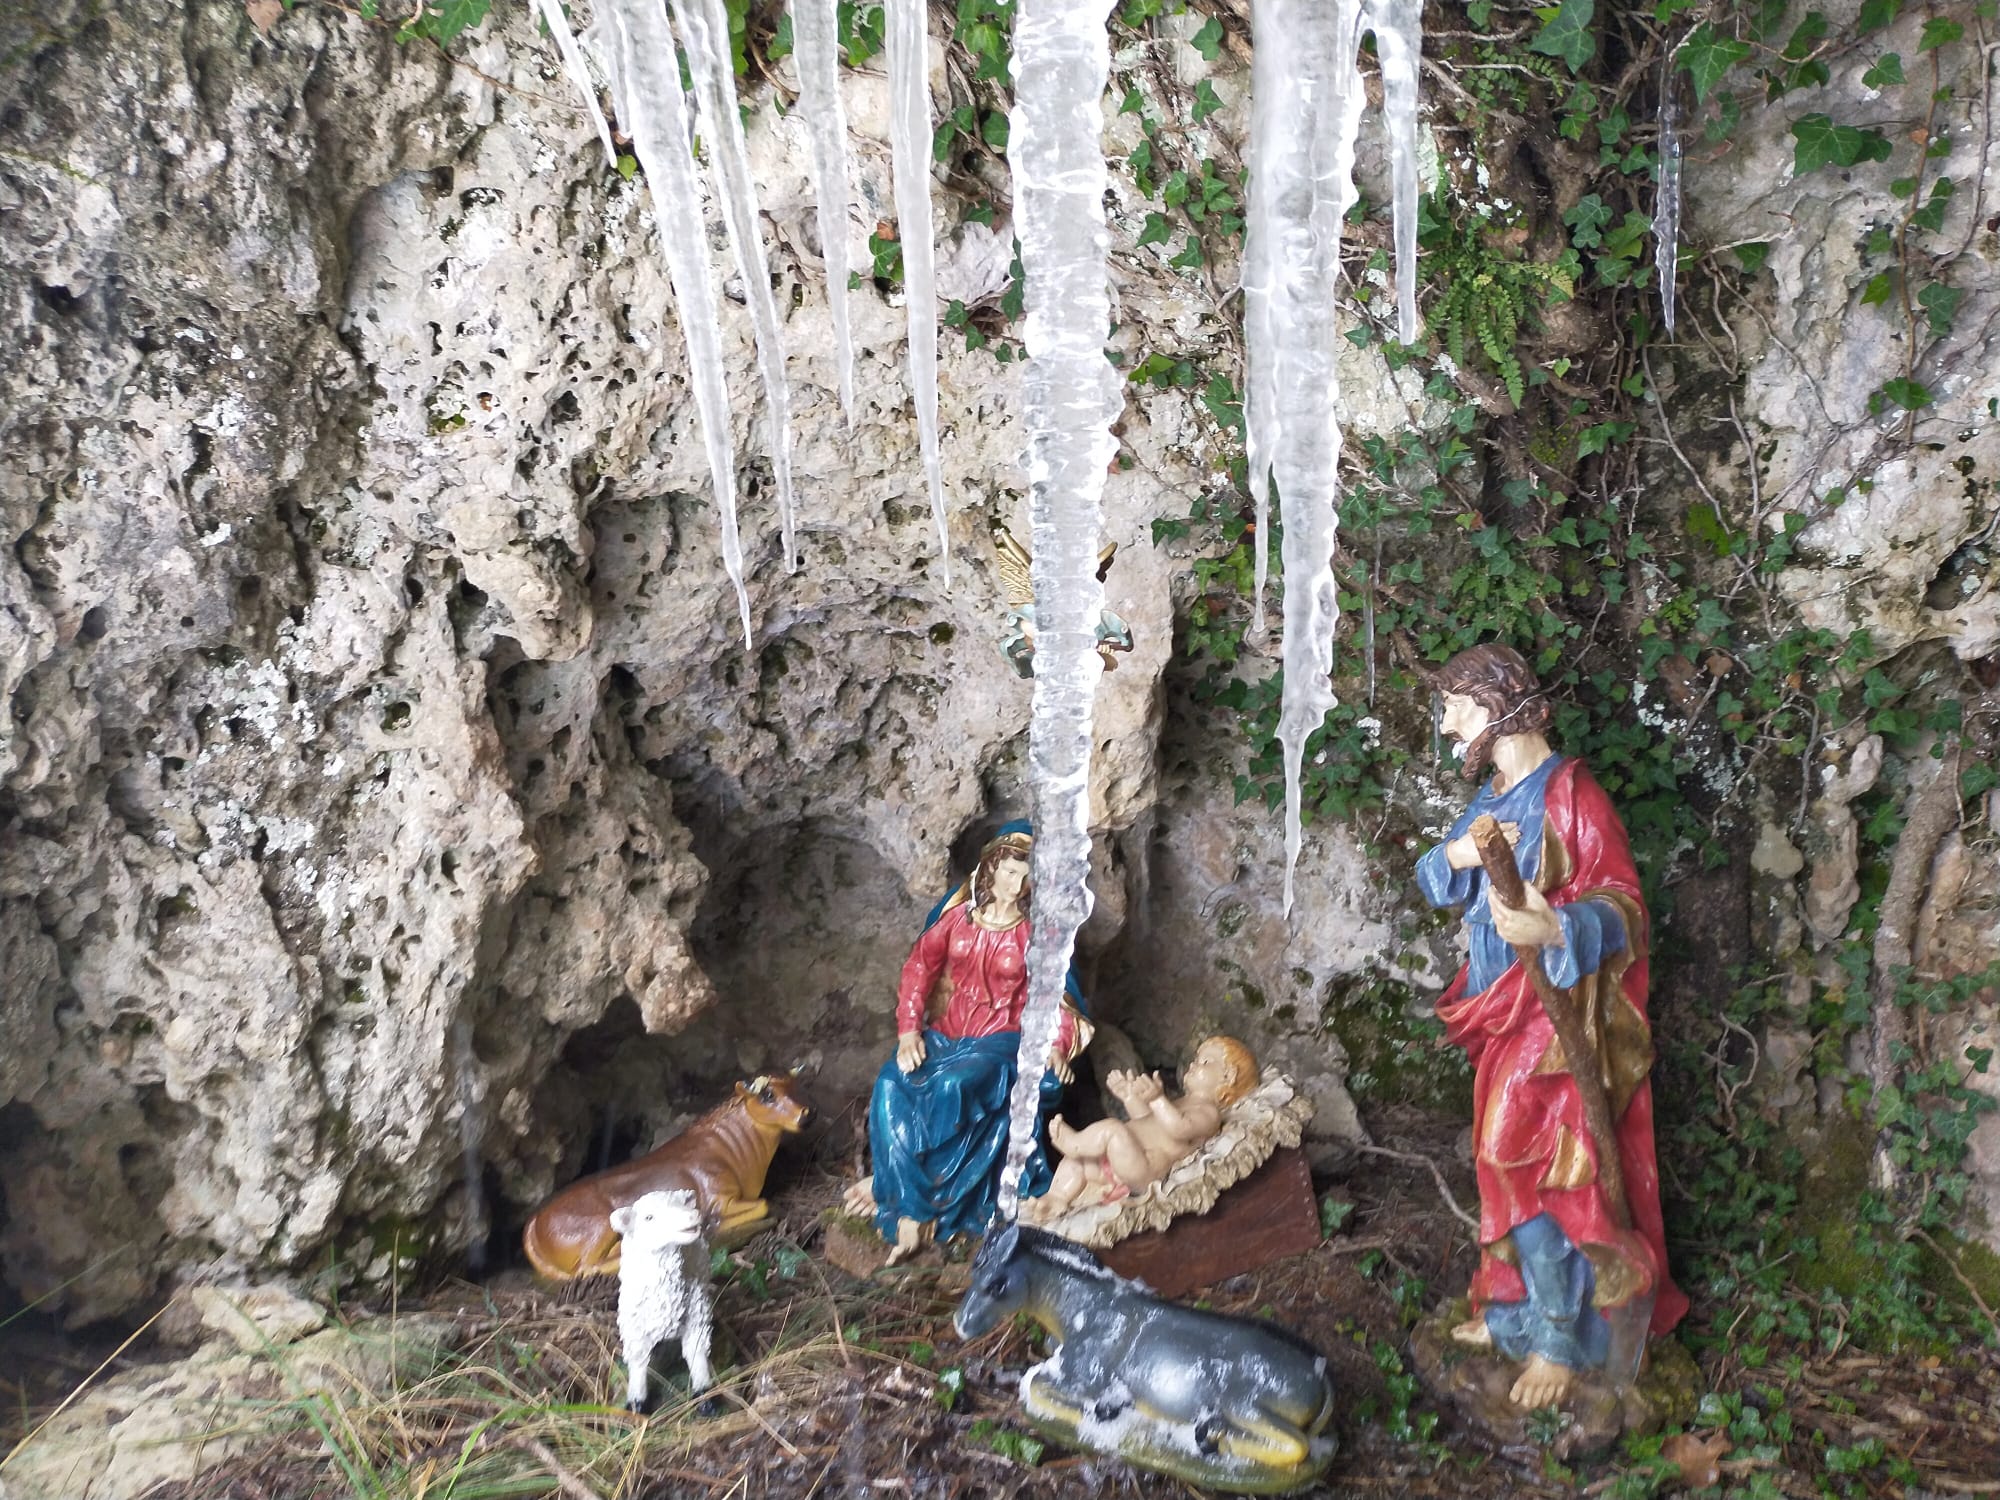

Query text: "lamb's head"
[609, 1189, 706, 1251]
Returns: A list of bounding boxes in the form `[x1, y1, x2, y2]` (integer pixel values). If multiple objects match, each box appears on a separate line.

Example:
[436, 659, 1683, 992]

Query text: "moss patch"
[1320, 965, 1472, 1114]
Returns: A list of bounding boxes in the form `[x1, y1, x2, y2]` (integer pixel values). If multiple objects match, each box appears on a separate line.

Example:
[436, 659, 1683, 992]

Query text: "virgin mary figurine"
[844, 823, 1092, 1264]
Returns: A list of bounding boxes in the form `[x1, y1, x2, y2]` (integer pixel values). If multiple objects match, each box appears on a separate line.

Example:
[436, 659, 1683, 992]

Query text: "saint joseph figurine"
[1417, 644, 1688, 1408]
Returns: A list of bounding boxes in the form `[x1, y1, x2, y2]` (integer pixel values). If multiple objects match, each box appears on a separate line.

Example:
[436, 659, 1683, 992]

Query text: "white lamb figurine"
[609, 1188, 715, 1411]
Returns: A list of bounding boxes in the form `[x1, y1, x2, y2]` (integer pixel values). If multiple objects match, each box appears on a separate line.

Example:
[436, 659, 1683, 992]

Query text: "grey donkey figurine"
[952, 1224, 1337, 1493]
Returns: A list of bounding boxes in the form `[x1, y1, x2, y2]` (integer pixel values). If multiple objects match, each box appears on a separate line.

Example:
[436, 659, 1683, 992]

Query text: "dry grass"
[4, 1153, 1996, 1500]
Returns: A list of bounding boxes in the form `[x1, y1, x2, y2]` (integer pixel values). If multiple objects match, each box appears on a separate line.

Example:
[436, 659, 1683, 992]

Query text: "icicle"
[994, 0, 1119, 1220]
[1654, 67, 1682, 334]
[793, 0, 858, 429]
[674, 0, 801, 573]
[1368, 0, 1424, 344]
[602, 0, 753, 647]
[533, 0, 618, 168]
[886, 0, 951, 585]
[451, 1019, 488, 1273]
[1254, 0, 1368, 915]
[1242, 15, 1279, 639]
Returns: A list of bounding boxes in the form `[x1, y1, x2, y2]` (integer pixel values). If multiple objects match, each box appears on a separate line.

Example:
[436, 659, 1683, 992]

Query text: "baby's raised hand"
[1125, 1071, 1166, 1106]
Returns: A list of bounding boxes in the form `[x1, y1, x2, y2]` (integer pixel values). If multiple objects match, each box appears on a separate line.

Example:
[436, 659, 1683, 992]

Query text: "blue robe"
[1415, 756, 1630, 1371]
[867, 820, 1084, 1243]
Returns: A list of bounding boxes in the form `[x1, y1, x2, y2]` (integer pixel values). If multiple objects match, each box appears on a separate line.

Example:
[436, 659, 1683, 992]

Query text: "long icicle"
[994, 0, 1118, 1220]
[1242, 9, 1279, 639]
[674, 0, 802, 573]
[1655, 61, 1682, 334]
[1368, 0, 1424, 344]
[886, 0, 951, 585]
[533, 0, 618, 167]
[602, 0, 753, 647]
[1265, 0, 1367, 915]
[793, 0, 858, 429]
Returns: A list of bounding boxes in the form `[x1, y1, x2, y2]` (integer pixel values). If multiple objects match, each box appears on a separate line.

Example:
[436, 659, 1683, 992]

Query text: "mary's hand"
[1490, 882, 1564, 948]
[1052, 1053, 1075, 1085]
[896, 1031, 927, 1073]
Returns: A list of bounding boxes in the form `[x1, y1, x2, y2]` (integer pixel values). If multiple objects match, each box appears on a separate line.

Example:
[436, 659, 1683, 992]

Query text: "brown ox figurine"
[523, 1073, 814, 1280]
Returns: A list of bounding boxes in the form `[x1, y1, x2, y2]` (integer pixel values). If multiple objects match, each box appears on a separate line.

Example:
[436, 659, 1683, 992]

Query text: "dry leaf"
[246, 0, 283, 35]
[1661, 1431, 1732, 1490]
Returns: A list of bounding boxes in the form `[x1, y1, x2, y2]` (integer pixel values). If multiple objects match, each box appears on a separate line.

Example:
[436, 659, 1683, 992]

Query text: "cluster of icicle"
[536, 0, 950, 644]
[1244, 0, 1424, 915]
[992, 0, 1120, 1218]
[535, 1, 1441, 1184]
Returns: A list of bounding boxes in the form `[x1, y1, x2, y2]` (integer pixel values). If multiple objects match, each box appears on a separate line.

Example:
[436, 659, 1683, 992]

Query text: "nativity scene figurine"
[522, 1071, 814, 1280]
[842, 822, 1092, 1264]
[991, 519, 1134, 677]
[1409, 643, 1690, 1441]
[1027, 1036, 1257, 1221]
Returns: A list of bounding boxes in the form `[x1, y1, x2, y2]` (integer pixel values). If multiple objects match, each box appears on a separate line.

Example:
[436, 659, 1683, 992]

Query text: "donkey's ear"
[983, 1221, 1021, 1265]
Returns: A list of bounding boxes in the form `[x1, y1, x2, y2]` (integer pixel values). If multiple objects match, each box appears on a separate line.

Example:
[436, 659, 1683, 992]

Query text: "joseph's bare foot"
[1450, 1317, 1494, 1350]
[884, 1217, 931, 1267]
[1508, 1353, 1575, 1408]
[841, 1176, 877, 1217]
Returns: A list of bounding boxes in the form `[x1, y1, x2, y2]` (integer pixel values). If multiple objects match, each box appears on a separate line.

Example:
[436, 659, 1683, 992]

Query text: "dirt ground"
[6, 1110, 1998, 1500]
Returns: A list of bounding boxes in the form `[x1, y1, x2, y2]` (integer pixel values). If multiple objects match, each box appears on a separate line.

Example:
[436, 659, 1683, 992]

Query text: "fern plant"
[1418, 191, 1580, 407]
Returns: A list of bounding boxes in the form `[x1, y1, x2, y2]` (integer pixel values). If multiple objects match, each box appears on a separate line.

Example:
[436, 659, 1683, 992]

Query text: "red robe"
[895, 903, 1079, 1056]
[1436, 759, 1689, 1337]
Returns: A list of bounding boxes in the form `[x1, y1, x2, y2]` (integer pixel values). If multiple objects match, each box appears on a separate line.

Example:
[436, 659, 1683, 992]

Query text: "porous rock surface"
[3, 0, 1998, 1329]
[0, 0, 1337, 1320]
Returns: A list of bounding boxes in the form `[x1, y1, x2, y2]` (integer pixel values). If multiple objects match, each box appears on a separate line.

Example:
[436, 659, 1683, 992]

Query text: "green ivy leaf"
[1917, 281, 1964, 336]
[1862, 52, 1904, 88]
[1782, 11, 1828, 60]
[1563, 193, 1613, 248]
[1577, 419, 1634, 457]
[616, 153, 638, 181]
[1703, 89, 1742, 144]
[1860, 271, 1895, 306]
[1857, 0, 1902, 30]
[1919, 17, 1964, 49]
[1188, 15, 1225, 61]
[981, 110, 1009, 150]
[1679, 23, 1751, 102]
[1876, 376, 1933, 410]
[425, 0, 491, 44]
[1529, 0, 1597, 72]
[1136, 212, 1173, 249]
[1910, 175, 1955, 233]
[1790, 114, 1893, 174]
[1192, 79, 1224, 123]
[1734, 242, 1771, 274]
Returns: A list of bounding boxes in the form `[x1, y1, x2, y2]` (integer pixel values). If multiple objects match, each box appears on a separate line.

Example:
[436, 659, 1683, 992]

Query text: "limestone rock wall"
[2, 0, 1997, 1326]
[0, 0, 1228, 1320]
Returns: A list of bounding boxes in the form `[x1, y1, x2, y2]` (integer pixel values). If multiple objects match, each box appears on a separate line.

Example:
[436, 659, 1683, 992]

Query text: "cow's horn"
[787, 1049, 824, 1080]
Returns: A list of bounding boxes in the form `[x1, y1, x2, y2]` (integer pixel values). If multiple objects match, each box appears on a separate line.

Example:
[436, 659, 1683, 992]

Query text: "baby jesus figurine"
[1027, 1037, 1258, 1221]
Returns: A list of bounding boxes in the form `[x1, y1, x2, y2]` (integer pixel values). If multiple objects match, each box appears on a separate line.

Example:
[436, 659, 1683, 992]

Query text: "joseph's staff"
[1468, 813, 1632, 1232]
